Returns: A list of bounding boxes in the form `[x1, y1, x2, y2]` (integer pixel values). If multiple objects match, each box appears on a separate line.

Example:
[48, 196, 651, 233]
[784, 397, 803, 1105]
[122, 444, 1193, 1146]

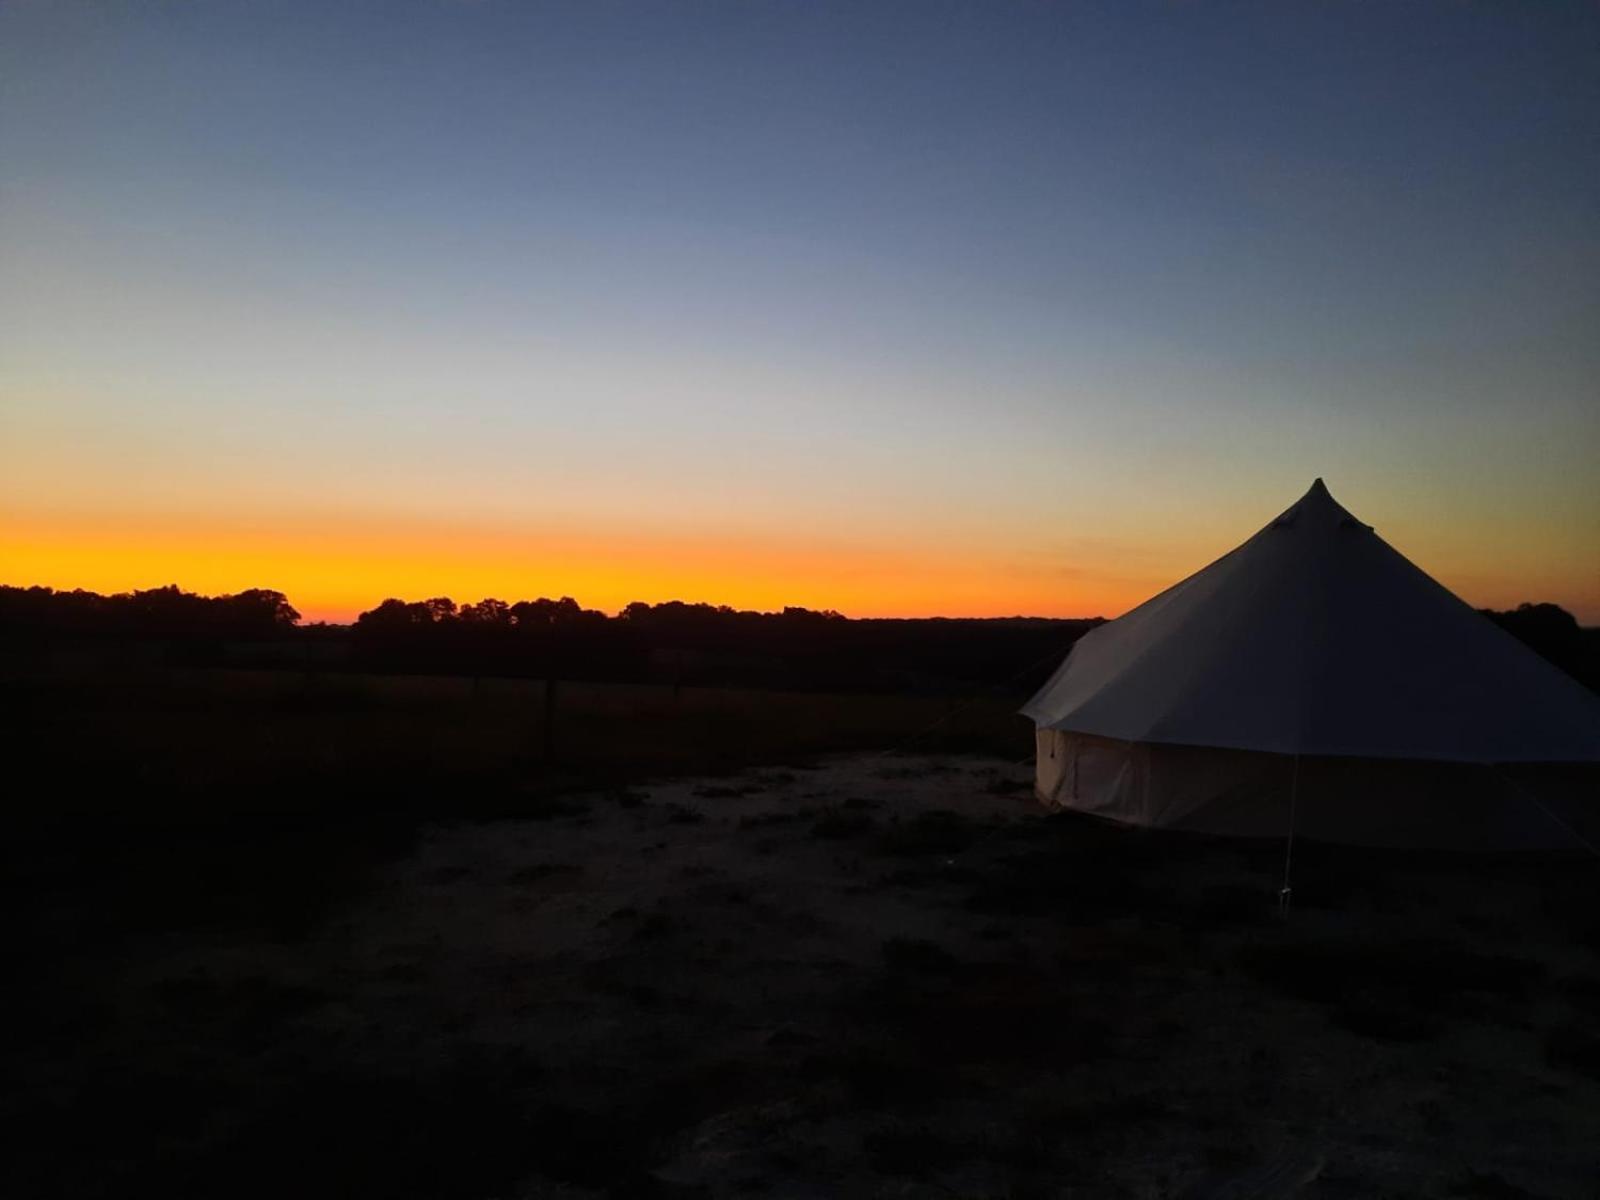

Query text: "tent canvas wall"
[1022, 480, 1600, 850]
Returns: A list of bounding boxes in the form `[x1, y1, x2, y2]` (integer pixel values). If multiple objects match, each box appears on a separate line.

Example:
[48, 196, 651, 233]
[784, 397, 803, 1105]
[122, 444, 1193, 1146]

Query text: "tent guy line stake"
[1278, 753, 1300, 916]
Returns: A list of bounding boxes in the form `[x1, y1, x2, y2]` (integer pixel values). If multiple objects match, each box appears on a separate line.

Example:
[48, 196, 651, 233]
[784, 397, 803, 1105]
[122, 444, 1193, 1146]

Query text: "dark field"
[6, 667, 1599, 1198]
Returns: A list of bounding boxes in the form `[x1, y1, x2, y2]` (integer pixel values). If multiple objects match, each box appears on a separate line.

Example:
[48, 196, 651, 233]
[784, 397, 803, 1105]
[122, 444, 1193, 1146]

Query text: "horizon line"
[0, 581, 1111, 627]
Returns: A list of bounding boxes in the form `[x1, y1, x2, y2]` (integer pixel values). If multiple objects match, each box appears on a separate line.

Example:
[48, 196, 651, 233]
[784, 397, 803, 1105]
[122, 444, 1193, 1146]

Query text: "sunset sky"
[2, 2, 1596, 624]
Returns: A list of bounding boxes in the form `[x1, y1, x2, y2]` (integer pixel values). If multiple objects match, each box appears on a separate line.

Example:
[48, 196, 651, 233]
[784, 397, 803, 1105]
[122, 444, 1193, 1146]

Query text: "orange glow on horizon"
[0, 508, 1159, 624]
[4, 504, 1594, 626]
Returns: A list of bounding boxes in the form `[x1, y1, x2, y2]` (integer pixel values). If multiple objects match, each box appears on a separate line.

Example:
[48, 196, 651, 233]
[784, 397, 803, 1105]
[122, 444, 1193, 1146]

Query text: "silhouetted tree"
[458, 598, 512, 626]
[1482, 602, 1590, 685]
[356, 599, 431, 631]
[421, 597, 457, 623]
[509, 597, 603, 628]
[228, 589, 301, 629]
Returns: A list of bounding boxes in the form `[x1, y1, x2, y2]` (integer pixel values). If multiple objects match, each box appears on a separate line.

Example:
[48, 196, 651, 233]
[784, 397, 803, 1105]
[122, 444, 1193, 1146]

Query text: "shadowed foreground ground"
[7, 748, 1599, 1199]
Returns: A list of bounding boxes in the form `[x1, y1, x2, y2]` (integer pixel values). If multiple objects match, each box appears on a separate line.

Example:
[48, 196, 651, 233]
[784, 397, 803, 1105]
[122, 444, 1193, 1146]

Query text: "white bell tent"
[1022, 480, 1600, 850]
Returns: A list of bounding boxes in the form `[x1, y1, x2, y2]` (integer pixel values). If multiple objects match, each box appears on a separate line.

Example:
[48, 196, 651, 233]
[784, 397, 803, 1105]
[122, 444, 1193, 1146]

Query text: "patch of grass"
[805, 1043, 960, 1108]
[1193, 882, 1272, 924]
[1556, 973, 1600, 1016]
[873, 810, 990, 857]
[517, 791, 591, 820]
[1238, 938, 1544, 1040]
[46, 1049, 556, 1200]
[153, 973, 331, 1048]
[9, 668, 1027, 836]
[591, 977, 670, 1009]
[1545, 1024, 1600, 1081]
[875, 761, 959, 780]
[964, 849, 1153, 918]
[632, 911, 678, 941]
[4, 1067, 242, 1199]
[810, 808, 878, 839]
[1239, 938, 1543, 1004]
[765, 1025, 818, 1048]
[694, 784, 757, 799]
[506, 863, 580, 885]
[1333, 988, 1442, 1042]
[737, 811, 800, 830]
[8, 817, 420, 950]
[975, 1090, 1172, 1180]
[859, 961, 1111, 1071]
[1036, 1091, 1172, 1135]
[1201, 1141, 1253, 1173]
[878, 862, 977, 891]
[862, 1124, 973, 1176]
[881, 936, 967, 976]
[1579, 920, 1600, 956]
[953, 815, 1224, 919]
[1453, 1169, 1539, 1198]
[690, 880, 751, 906]
[985, 776, 1031, 795]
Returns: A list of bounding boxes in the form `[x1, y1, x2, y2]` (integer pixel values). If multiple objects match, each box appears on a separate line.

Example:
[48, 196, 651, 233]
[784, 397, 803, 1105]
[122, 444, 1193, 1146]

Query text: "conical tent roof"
[1023, 480, 1600, 764]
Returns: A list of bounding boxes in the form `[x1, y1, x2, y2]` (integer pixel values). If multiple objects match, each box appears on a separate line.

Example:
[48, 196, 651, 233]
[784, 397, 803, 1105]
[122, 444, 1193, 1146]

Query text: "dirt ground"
[8, 753, 1600, 1198]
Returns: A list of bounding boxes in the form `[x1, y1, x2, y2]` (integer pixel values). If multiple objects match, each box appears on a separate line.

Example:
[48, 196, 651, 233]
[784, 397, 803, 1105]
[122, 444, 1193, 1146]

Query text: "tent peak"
[1270, 476, 1355, 531]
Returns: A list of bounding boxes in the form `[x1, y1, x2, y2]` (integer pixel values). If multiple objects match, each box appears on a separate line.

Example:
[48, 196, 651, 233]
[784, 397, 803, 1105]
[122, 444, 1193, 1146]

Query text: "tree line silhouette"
[4, 585, 1595, 693]
[354, 595, 845, 633]
[347, 595, 1080, 691]
[1, 585, 1091, 693]
[0, 584, 299, 638]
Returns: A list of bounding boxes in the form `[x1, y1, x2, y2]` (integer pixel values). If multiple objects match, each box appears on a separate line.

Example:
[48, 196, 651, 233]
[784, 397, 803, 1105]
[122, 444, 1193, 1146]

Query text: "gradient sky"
[2, 1, 1597, 623]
